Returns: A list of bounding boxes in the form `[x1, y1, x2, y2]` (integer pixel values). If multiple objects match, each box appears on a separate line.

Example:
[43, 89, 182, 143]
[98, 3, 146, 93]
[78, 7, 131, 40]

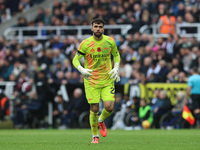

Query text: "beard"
[94, 32, 102, 38]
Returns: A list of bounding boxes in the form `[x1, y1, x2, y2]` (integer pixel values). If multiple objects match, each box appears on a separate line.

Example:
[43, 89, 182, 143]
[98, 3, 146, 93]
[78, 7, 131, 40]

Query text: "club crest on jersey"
[90, 48, 95, 53]
[97, 47, 101, 52]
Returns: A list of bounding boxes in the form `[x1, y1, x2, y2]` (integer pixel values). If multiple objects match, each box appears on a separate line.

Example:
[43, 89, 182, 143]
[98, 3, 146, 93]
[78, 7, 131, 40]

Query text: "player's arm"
[185, 78, 192, 104]
[72, 51, 92, 80]
[186, 86, 191, 98]
[108, 39, 120, 82]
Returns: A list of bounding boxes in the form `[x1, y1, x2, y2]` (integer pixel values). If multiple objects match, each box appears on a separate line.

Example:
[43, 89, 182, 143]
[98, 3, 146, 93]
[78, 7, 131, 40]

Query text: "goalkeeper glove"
[77, 65, 93, 80]
[108, 62, 120, 82]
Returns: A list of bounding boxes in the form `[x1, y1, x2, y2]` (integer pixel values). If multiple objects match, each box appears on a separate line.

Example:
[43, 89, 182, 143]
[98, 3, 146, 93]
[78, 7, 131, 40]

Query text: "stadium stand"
[0, 0, 200, 129]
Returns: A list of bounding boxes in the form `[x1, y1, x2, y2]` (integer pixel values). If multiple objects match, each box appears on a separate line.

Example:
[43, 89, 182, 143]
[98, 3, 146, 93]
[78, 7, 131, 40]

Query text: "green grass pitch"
[0, 129, 200, 150]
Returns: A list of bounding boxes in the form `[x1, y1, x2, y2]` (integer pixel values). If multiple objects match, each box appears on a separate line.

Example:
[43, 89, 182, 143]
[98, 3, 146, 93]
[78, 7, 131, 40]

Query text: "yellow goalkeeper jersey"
[77, 35, 120, 88]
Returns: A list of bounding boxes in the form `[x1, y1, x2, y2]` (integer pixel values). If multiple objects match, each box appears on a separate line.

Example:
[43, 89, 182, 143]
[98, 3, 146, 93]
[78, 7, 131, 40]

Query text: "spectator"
[52, 48, 66, 72]
[192, 5, 200, 22]
[173, 34, 182, 56]
[171, 57, 183, 72]
[190, 37, 199, 48]
[14, 71, 32, 97]
[0, 89, 9, 121]
[127, 15, 140, 34]
[152, 90, 172, 128]
[52, 35, 63, 50]
[182, 45, 196, 73]
[177, 3, 185, 18]
[167, 68, 179, 83]
[146, 60, 160, 80]
[184, 12, 196, 33]
[20, 91, 47, 128]
[53, 91, 69, 128]
[134, 99, 154, 129]
[18, 0, 32, 12]
[70, 71, 80, 84]
[133, 3, 141, 23]
[157, 10, 176, 35]
[9, 73, 16, 82]
[190, 46, 200, 68]
[53, 70, 67, 85]
[176, 15, 187, 34]
[62, 36, 77, 58]
[12, 92, 29, 128]
[172, 91, 185, 114]
[141, 33, 150, 47]
[34, 8, 45, 23]
[157, 3, 165, 17]
[161, 91, 185, 129]
[157, 59, 169, 82]
[59, 88, 87, 129]
[178, 71, 187, 83]
[140, 8, 152, 27]
[34, 70, 51, 112]
[119, 59, 132, 78]
[128, 70, 142, 85]
[0, 59, 13, 81]
[62, 58, 73, 74]
[151, 89, 160, 106]
[12, 60, 24, 77]
[140, 56, 152, 76]
[31, 39, 43, 54]
[43, 8, 52, 25]
[165, 34, 175, 56]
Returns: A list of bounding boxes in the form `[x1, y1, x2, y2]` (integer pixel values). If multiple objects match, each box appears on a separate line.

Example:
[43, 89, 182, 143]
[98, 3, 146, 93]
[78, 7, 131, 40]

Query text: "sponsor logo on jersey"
[90, 54, 109, 58]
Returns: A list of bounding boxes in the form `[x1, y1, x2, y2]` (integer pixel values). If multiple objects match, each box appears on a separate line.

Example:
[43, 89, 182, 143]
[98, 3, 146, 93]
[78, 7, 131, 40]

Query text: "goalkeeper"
[72, 18, 120, 144]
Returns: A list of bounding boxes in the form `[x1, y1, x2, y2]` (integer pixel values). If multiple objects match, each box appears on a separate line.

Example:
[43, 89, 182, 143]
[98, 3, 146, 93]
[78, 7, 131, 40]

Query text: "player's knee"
[105, 105, 114, 112]
[90, 104, 99, 113]
[91, 108, 99, 113]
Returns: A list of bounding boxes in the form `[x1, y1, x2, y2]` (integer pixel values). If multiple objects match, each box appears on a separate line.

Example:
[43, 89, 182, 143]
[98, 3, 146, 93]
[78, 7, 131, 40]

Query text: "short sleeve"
[188, 77, 193, 87]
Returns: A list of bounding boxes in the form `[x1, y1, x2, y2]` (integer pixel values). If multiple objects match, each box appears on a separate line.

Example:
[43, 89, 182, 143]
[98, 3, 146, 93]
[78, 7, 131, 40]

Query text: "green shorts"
[85, 84, 115, 104]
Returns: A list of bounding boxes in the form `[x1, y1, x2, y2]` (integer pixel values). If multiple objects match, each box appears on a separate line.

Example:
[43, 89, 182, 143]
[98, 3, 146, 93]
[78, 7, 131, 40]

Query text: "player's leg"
[192, 95, 200, 127]
[85, 85, 100, 143]
[99, 101, 114, 122]
[98, 84, 115, 137]
[90, 103, 100, 143]
[90, 104, 99, 137]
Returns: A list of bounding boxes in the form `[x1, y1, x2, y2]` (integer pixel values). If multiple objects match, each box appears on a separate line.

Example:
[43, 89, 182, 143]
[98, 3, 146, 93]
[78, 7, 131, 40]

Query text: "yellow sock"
[99, 108, 112, 122]
[90, 111, 99, 136]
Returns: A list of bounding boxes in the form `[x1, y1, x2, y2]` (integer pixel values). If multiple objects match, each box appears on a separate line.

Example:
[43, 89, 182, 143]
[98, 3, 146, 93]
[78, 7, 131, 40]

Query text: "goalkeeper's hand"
[78, 65, 93, 80]
[108, 62, 120, 82]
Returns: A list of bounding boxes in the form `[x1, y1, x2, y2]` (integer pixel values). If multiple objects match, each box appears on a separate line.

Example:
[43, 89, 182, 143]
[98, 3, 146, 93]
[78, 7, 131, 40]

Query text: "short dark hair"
[192, 66, 198, 73]
[91, 18, 105, 26]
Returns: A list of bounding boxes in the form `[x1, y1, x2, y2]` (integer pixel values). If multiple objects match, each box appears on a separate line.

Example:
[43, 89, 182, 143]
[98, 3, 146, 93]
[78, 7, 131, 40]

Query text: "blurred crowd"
[12, 0, 200, 28]
[0, 0, 44, 23]
[1, 0, 200, 129]
[105, 89, 189, 130]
